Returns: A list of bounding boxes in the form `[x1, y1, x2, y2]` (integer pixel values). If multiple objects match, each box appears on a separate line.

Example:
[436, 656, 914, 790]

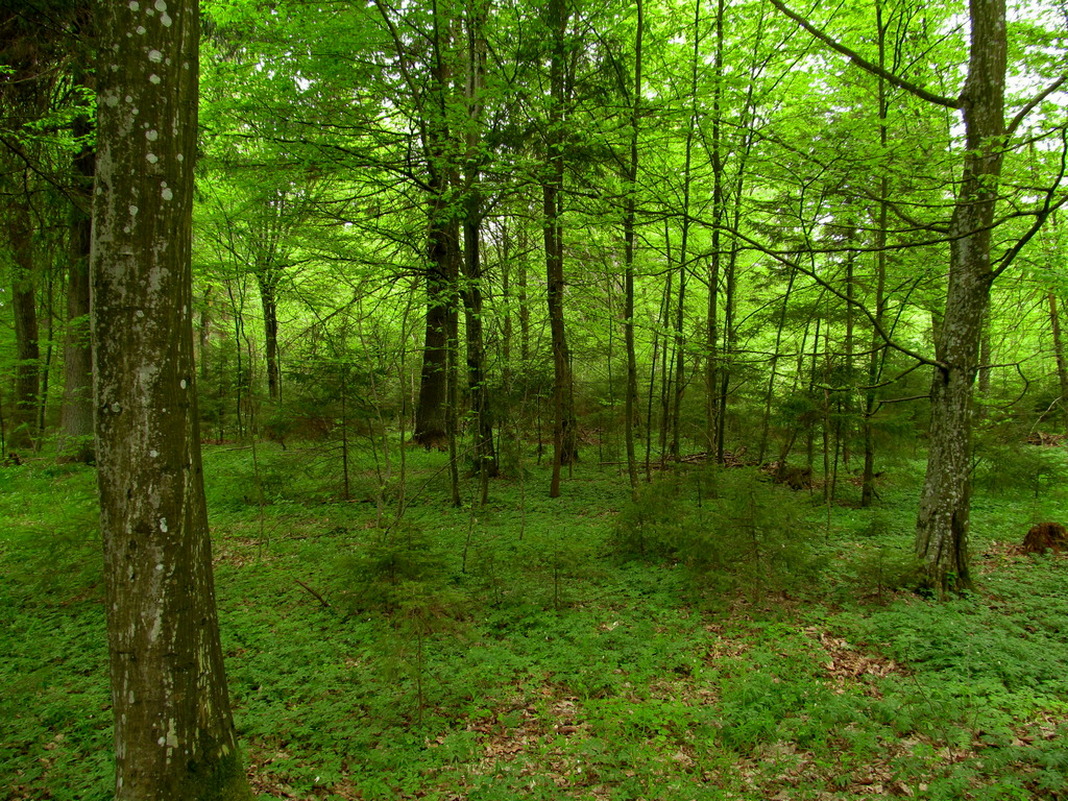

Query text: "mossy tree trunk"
[92, 0, 252, 797]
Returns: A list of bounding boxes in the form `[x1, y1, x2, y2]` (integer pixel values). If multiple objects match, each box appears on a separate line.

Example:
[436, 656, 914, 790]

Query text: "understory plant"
[613, 466, 821, 600]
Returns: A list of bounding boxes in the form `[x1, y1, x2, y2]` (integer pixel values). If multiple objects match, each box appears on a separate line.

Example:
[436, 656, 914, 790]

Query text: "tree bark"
[861, 2, 890, 507]
[545, 0, 578, 497]
[411, 3, 458, 452]
[9, 200, 39, 451]
[915, 0, 1006, 594]
[1048, 291, 1068, 433]
[622, 0, 643, 491]
[462, 0, 497, 493]
[92, 0, 252, 797]
[59, 112, 95, 464]
[413, 242, 454, 450]
[669, 0, 698, 462]
[256, 272, 281, 402]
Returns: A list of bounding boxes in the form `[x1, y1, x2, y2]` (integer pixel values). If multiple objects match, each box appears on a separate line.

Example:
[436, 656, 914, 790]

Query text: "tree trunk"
[413, 242, 453, 449]
[92, 0, 252, 797]
[862, 5, 890, 507]
[8, 197, 39, 451]
[59, 190, 94, 461]
[622, 0, 643, 491]
[411, 3, 458, 452]
[670, 0, 698, 462]
[257, 273, 281, 402]
[915, 0, 1006, 594]
[545, 0, 578, 497]
[59, 114, 95, 464]
[461, 0, 497, 494]
[1048, 291, 1068, 433]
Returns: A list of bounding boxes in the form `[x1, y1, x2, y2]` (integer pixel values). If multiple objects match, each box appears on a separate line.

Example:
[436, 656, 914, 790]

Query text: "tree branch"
[768, 0, 960, 110]
[992, 128, 1068, 280]
[727, 226, 945, 370]
[1007, 74, 1068, 138]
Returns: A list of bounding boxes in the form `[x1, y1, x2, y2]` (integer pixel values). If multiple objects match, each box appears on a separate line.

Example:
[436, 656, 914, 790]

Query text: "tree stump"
[1022, 522, 1068, 554]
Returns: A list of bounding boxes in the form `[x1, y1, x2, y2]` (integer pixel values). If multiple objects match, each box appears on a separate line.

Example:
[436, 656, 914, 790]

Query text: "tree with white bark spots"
[91, 0, 254, 797]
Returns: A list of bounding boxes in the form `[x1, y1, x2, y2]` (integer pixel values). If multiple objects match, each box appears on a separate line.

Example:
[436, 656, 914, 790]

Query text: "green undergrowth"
[2, 443, 1067, 800]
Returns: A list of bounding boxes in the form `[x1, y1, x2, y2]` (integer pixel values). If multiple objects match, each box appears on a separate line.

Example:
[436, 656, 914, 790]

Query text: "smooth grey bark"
[92, 0, 252, 797]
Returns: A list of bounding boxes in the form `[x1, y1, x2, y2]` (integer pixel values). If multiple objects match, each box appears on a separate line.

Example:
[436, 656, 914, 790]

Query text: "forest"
[2, 0, 1068, 798]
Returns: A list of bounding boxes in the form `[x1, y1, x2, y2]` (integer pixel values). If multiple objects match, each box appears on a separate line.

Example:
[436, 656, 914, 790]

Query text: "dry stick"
[295, 579, 331, 609]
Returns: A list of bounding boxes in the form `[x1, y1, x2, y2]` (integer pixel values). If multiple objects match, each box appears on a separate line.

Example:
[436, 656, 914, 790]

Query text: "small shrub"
[612, 467, 821, 600]
[610, 474, 690, 560]
[972, 440, 1059, 498]
[851, 545, 926, 600]
[335, 522, 452, 614]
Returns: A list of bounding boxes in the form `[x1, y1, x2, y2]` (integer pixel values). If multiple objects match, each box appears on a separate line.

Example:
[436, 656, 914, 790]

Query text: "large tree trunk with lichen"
[92, 0, 252, 798]
[915, 0, 1006, 595]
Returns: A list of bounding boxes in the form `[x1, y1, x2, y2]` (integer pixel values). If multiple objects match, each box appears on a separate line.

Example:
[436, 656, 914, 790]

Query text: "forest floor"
[2, 439, 1068, 800]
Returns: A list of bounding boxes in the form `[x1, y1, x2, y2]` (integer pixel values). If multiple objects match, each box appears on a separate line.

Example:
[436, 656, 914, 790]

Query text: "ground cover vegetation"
[2, 0, 1068, 797]
[3, 445, 1068, 800]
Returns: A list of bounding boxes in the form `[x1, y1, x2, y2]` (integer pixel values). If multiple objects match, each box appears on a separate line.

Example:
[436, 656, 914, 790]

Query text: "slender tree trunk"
[257, 273, 281, 402]
[657, 220, 673, 461]
[862, 3, 890, 508]
[978, 310, 992, 395]
[705, 0, 723, 458]
[517, 221, 530, 365]
[1048, 291, 1068, 433]
[462, 0, 497, 493]
[622, 0, 643, 491]
[545, 0, 577, 497]
[915, 0, 1006, 594]
[92, 0, 252, 797]
[8, 195, 39, 451]
[758, 268, 796, 463]
[59, 113, 96, 463]
[500, 221, 513, 389]
[843, 251, 855, 469]
[670, 0, 699, 462]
